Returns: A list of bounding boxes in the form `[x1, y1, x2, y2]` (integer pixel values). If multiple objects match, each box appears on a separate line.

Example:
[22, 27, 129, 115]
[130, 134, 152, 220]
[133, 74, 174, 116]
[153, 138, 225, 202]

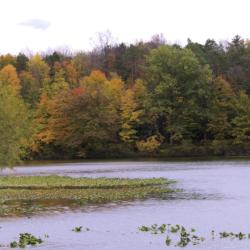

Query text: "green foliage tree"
[0, 83, 31, 167]
[2, 36, 250, 160]
[207, 77, 236, 142]
[145, 45, 212, 145]
[232, 91, 250, 144]
[16, 53, 29, 72]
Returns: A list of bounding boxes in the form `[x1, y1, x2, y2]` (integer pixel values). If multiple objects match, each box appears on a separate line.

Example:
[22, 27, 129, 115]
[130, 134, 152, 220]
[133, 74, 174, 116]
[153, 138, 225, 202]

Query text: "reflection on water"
[1, 160, 250, 249]
[0, 191, 223, 218]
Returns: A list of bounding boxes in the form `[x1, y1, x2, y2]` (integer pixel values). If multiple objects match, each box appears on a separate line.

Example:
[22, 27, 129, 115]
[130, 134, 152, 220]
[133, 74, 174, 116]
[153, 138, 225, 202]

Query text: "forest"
[1, 34, 250, 165]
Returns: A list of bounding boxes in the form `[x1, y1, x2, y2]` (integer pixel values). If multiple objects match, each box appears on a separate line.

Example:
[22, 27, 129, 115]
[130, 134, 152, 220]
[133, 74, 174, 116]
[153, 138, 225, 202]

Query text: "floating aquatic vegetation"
[139, 224, 204, 247]
[165, 236, 171, 246]
[139, 223, 250, 248]
[72, 226, 90, 232]
[0, 176, 175, 217]
[0, 176, 174, 189]
[218, 231, 248, 240]
[10, 233, 43, 248]
[139, 224, 167, 234]
[72, 226, 83, 232]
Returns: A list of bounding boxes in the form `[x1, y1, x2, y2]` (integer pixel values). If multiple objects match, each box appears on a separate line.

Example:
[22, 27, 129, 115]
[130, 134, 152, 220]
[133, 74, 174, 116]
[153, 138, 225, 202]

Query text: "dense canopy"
[1, 35, 250, 166]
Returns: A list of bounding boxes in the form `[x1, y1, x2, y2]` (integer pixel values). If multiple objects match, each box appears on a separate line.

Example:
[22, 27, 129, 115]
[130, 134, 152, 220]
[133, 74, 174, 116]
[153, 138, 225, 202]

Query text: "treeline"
[1, 34, 250, 165]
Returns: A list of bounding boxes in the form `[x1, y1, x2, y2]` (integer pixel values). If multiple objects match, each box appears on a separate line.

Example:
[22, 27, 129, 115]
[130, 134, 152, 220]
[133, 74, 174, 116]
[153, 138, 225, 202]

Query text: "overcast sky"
[1, 0, 250, 54]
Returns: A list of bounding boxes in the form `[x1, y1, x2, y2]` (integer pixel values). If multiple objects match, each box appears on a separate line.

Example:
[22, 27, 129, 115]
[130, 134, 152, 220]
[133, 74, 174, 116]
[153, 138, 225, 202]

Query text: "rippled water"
[1, 160, 250, 249]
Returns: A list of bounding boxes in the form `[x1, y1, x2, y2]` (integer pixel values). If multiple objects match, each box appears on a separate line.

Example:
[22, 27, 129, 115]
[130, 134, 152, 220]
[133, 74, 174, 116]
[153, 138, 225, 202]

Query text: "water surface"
[1, 160, 250, 249]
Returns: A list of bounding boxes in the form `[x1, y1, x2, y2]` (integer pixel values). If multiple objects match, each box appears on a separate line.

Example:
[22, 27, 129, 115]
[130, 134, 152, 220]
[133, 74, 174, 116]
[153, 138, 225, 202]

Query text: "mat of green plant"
[0, 176, 175, 216]
[0, 176, 172, 189]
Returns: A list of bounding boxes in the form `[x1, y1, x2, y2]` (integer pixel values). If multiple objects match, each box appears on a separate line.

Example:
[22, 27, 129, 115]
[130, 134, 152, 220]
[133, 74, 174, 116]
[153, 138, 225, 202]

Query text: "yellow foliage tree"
[28, 54, 49, 89]
[136, 135, 161, 153]
[120, 89, 140, 143]
[119, 79, 147, 143]
[32, 69, 70, 151]
[0, 64, 21, 94]
[0, 54, 16, 68]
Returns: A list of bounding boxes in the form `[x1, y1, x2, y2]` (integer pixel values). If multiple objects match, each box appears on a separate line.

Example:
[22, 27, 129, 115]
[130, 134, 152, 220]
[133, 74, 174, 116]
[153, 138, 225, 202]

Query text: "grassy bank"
[0, 176, 174, 217]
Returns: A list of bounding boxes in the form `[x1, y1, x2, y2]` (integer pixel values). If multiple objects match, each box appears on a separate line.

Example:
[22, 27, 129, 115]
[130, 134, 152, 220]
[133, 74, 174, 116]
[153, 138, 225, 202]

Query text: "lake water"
[1, 160, 250, 249]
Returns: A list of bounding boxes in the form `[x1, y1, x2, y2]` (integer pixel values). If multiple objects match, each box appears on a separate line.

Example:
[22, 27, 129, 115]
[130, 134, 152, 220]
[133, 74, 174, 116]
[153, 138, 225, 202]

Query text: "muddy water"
[1, 160, 250, 249]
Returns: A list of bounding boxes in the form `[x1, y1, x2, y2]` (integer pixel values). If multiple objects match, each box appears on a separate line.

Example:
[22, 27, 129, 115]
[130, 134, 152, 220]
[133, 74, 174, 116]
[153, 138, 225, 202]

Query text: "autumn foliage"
[2, 36, 250, 165]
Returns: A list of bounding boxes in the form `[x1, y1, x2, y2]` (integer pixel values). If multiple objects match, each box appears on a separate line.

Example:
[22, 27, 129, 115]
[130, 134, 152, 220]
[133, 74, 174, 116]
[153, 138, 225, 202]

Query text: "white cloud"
[18, 19, 51, 30]
[0, 0, 249, 54]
